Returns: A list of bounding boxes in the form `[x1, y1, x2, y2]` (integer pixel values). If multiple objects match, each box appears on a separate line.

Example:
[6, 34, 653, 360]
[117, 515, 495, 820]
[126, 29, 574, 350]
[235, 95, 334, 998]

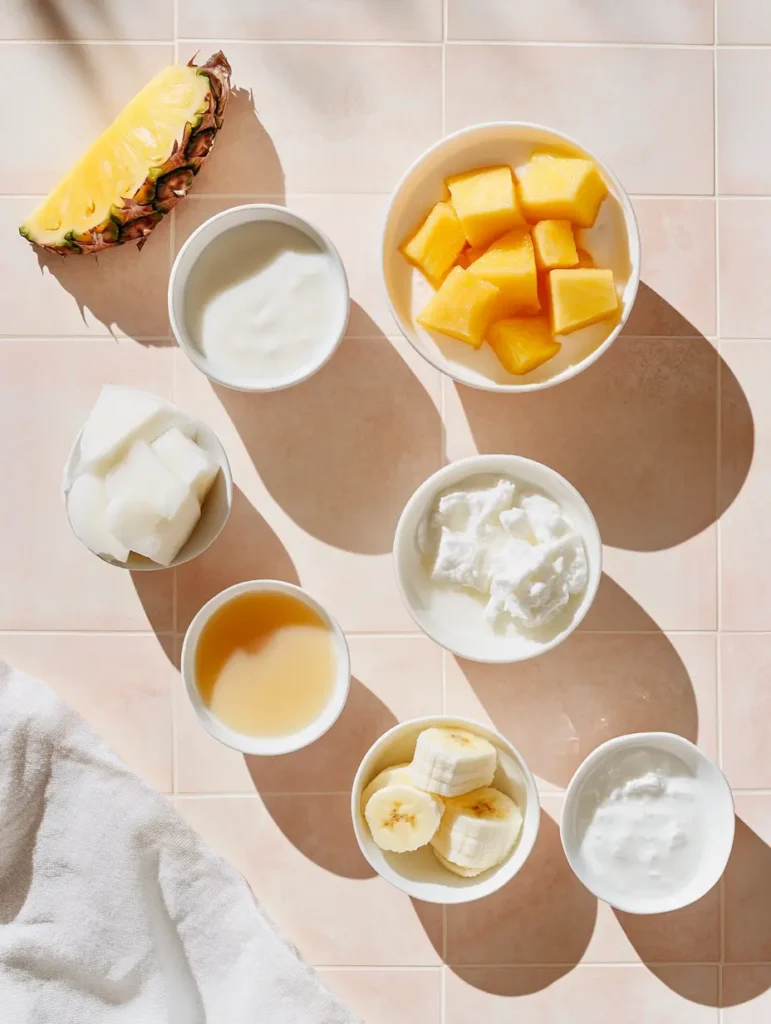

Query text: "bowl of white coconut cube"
[63, 385, 232, 570]
[352, 715, 540, 903]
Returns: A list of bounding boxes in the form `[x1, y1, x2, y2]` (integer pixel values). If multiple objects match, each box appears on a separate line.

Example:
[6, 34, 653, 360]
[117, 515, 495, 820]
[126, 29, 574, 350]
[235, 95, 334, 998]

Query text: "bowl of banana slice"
[351, 715, 540, 903]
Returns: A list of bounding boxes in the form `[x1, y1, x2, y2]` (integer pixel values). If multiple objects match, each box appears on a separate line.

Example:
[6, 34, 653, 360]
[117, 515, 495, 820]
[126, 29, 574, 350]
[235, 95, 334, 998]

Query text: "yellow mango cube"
[532, 219, 578, 270]
[445, 165, 525, 247]
[488, 317, 561, 375]
[549, 268, 618, 334]
[400, 201, 466, 285]
[417, 266, 499, 349]
[516, 155, 609, 228]
[469, 228, 539, 314]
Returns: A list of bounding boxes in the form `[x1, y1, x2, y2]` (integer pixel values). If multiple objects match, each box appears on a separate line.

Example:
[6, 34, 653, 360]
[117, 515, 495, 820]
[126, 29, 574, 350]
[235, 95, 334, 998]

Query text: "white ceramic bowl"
[169, 203, 350, 392]
[393, 454, 602, 663]
[561, 732, 735, 915]
[62, 391, 233, 572]
[352, 715, 540, 903]
[180, 579, 351, 756]
[383, 121, 640, 392]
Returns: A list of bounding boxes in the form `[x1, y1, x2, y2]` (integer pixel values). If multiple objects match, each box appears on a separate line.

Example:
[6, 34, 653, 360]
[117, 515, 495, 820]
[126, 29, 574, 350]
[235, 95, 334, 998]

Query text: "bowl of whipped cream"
[393, 454, 601, 662]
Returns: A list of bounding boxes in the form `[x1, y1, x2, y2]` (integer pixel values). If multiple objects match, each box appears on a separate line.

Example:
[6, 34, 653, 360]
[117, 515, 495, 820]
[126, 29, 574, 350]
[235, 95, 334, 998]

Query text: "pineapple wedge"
[401, 201, 466, 285]
[20, 52, 231, 255]
[468, 228, 540, 315]
[488, 317, 561, 375]
[417, 266, 499, 349]
[446, 166, 524, 248]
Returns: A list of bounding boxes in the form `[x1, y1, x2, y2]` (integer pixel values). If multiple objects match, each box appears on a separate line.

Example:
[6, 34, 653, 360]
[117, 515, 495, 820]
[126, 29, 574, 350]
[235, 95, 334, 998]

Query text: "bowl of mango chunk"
[383, 122, 640, 392]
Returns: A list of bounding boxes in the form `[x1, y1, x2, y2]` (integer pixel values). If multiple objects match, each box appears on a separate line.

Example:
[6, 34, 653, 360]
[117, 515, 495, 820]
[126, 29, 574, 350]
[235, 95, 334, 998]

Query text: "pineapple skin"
[20, 51, 232, 256]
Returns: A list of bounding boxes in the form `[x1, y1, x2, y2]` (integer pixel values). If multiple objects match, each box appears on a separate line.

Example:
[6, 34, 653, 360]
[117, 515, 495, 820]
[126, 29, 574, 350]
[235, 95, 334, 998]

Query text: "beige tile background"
[1, 1, 769, 1020]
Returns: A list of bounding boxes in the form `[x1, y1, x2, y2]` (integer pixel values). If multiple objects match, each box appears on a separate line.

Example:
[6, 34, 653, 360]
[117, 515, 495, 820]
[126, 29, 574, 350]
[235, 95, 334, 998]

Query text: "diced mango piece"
[532, 219, 578, 270]
[488, 317, 561, 375]
[549, 268, 618, 334]
[469, 228, 539, 315]
[401, 201, 466, 285]
[516, 155, 609, 228]
[576, 248, 595, 268]
[417, 266, 500, 349]
[445, 165, 524, 247]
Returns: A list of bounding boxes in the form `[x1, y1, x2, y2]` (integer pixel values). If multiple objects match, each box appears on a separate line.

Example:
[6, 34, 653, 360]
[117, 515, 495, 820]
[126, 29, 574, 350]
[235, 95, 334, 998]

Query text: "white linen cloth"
[0, 662, 360, 1024]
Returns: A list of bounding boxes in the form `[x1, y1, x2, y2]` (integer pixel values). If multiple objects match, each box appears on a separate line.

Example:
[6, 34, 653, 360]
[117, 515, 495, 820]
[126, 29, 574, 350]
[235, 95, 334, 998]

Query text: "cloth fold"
[0, 662, 359, 1024]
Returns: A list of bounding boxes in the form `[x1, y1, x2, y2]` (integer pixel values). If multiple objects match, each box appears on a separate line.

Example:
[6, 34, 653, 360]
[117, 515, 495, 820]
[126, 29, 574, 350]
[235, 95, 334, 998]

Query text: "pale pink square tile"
[448, 0, 714, 43]
[1, 44, 173, 194]
[176, 195, 396, 336]
[445, 966, 719, 1023]
[725, 795, 771, 963]
[719, 201, 771, 337]
[0, 339, 174, 630]
[719, 342, 771, 629]
[176, 637, 442, 795]
[1, 199, 171, 338]
[442, 336, 719, 630]
[625, 199, 716, 337]
[718, 50, 771, 195]
[0, 634, 174, 792]
[319, 969, 441, 1024]
[177, 795, 443, 966]
[0, 1, 174, 39]
[718, 0, 771, 43]
[720, 635, 771, 788]
[445, 45, 714, 195]
[723, 968, 771, 1018]
[191, 43, 441, 194]
[179, 0, 442, 41]
[173, 336, 441, 634]
[445, 634, 717, 794]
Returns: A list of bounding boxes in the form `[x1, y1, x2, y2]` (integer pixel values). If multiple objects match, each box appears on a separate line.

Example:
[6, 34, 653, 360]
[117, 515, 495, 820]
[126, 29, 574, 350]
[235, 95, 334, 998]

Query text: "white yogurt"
[183, 220, 346, 387]
[575, 747, 706, 899]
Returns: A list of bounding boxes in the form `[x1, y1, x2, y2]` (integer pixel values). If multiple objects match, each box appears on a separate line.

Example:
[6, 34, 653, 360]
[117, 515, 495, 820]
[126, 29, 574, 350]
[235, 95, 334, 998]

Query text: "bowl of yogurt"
[169, 204, 350, 391]
[561, 733, 735, 915]
[393, 454, 601, 663]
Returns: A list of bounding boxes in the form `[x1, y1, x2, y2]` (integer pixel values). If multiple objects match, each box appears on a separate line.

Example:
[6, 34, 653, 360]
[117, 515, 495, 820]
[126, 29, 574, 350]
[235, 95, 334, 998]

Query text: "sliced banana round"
[433, 848, 485, 878]
[431, 786, 523, 872]
[409, 727, 497, 797]
[361, 762, 413, 808]
[365, 783, 445, 853]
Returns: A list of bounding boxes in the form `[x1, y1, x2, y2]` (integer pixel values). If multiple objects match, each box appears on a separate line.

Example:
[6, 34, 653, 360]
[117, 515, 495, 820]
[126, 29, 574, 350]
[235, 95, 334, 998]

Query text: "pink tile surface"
[448, 0, 714, 43]
[2, 9, 767, 1024]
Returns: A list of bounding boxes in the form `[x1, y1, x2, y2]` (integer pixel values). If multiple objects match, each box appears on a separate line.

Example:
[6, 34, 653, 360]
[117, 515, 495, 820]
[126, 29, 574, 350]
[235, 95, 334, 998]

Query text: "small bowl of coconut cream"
[393, 454, 602, 663]
[561, 733, 735, 915]
[169, 204, 349, 391]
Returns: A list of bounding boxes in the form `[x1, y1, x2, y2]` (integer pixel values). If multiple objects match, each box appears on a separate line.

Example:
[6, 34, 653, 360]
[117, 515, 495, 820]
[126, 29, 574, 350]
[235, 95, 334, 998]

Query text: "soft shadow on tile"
[245, 676, 397, 796]
[614, 886, 720, 966]
[217, 311, 442, 554]
[420, 811, 596, 986]
[455, 305, 752, 553]
[448, 587, 700, 789]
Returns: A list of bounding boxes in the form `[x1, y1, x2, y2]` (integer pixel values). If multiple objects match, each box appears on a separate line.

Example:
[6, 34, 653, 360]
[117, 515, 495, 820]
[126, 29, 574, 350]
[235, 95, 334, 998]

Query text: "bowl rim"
[382, 120, 642, 394]
[351, 713, 542, 904]
[168, 202, 351, 393]
[61, 389, 234, 572]
[560, 731, 736, 915]
[179, 578, 351, 756]
[392, 453, 603, 663]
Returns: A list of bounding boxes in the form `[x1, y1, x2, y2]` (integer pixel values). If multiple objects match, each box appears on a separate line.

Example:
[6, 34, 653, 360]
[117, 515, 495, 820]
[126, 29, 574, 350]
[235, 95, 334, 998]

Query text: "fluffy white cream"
[425, 478, 588, 630]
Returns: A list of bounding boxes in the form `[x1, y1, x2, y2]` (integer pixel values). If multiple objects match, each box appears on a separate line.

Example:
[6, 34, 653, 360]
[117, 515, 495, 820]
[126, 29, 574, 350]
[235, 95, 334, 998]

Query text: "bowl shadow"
[455, 287, 753, 552]
[214, 307, 443, 554]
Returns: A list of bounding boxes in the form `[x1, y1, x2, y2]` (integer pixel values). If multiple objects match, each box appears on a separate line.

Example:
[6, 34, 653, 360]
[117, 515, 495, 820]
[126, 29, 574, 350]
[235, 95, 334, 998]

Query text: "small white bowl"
[180, 579, 351, 756]
[351, 715, 540, 904]
[383, 121, 641, 393]
[561, 732, 735, 915]
[393, 454, 602, 663]
[62, 391, 233, 572]
[169, 203, 349, 392]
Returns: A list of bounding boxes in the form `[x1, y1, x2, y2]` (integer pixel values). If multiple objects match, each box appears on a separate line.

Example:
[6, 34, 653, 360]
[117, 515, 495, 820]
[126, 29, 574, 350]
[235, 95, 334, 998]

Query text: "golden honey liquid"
[195, 591, 337, 738]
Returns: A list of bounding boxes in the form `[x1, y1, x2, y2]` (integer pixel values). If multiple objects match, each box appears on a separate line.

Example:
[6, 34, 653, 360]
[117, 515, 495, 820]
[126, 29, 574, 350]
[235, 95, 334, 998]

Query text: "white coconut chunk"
[78, 385, 185, 473]
[151, 427, 219, 504]
[66, 473, 129, 563]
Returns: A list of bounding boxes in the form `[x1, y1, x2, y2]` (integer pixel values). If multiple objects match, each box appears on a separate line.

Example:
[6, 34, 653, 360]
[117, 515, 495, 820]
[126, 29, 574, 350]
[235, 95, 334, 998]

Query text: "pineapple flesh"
[20, 51, 231, 255]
